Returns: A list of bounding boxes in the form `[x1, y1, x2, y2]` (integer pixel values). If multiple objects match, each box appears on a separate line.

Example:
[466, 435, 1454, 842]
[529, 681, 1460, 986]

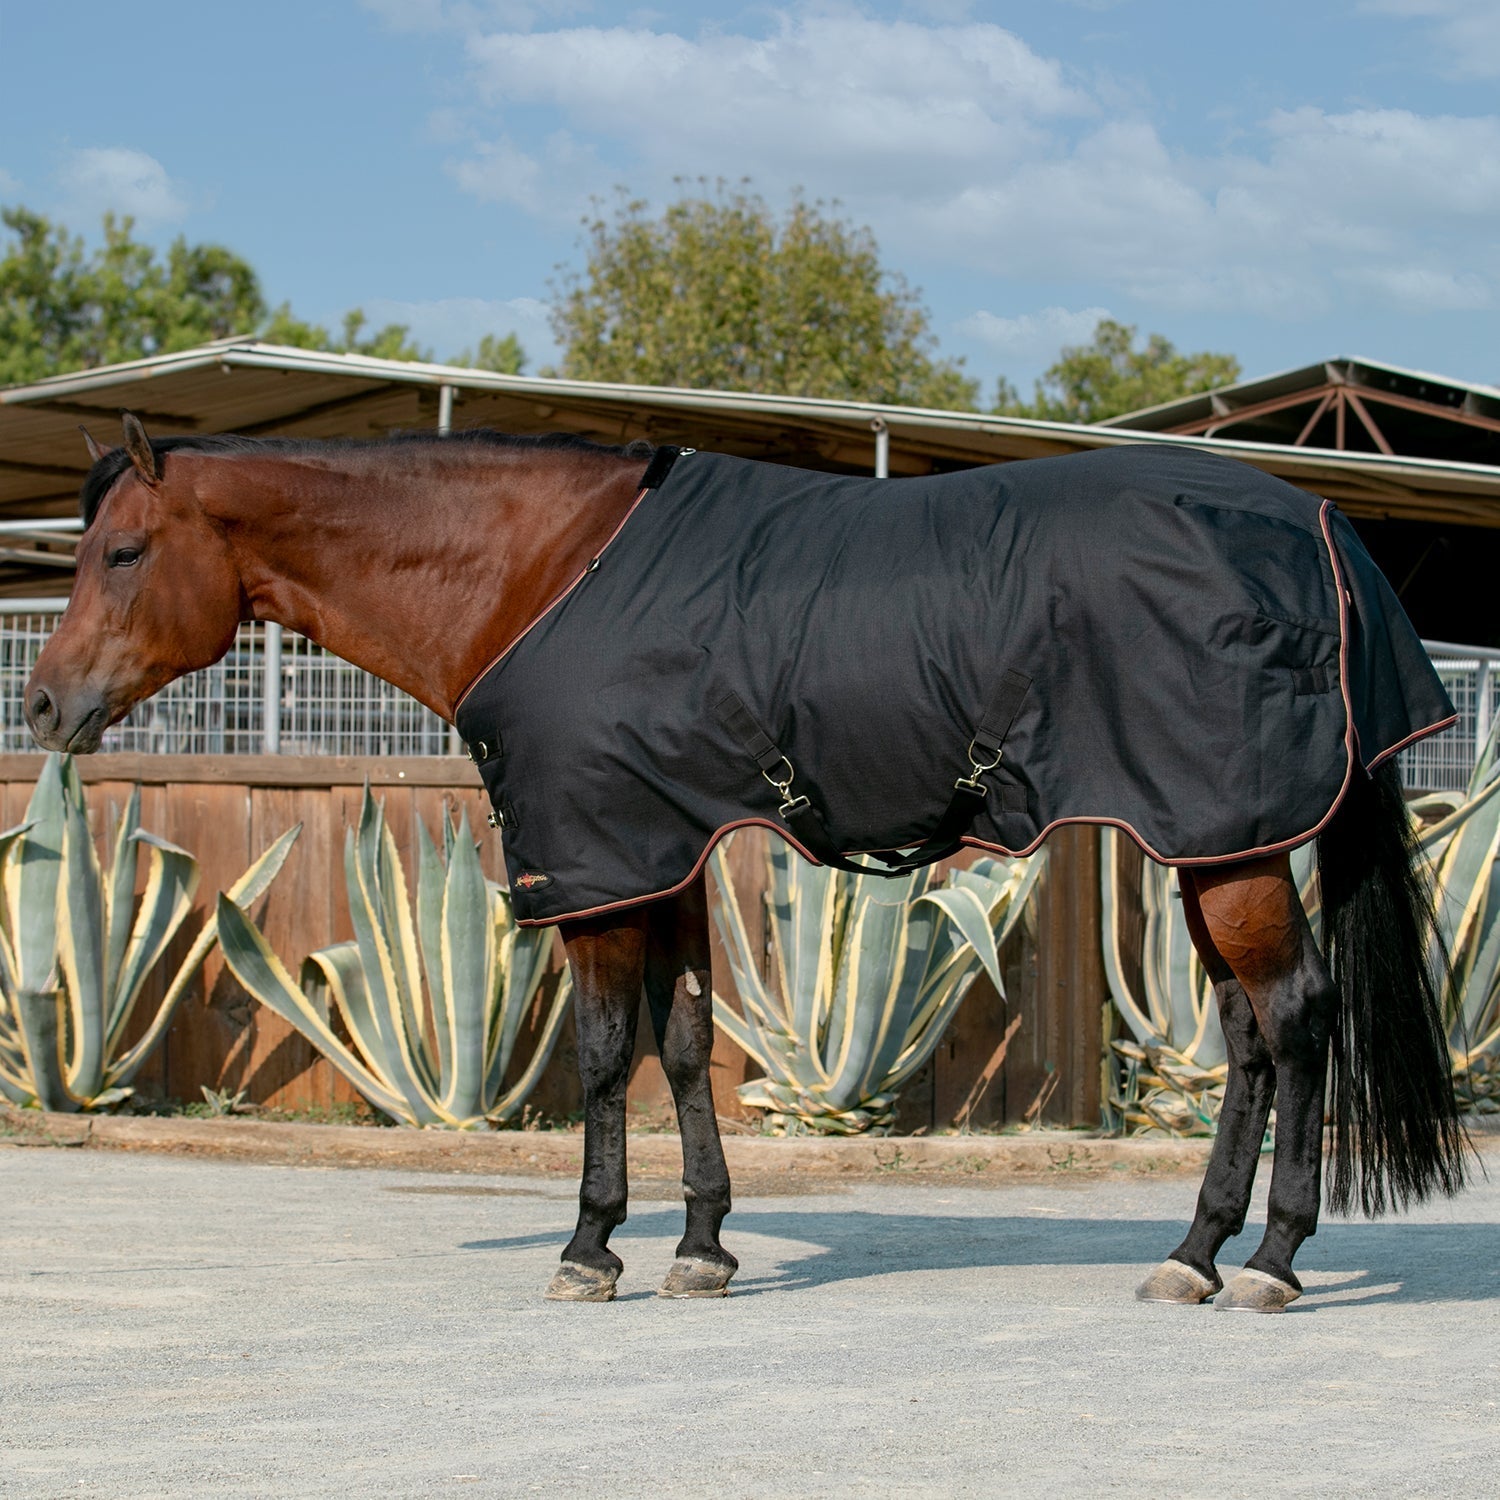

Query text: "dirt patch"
[0, 1102, 1223, 1185]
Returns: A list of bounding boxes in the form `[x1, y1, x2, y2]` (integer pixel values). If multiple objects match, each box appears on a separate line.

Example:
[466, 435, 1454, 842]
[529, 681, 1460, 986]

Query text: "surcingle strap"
[871, 669, 1032, 873]
[715, 691, 877, 875]
[716, 667, 1031, 878]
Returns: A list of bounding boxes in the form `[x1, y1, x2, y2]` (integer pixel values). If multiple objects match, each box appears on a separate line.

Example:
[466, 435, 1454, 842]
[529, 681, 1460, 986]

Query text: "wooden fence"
[0, 754, 1108, 1129]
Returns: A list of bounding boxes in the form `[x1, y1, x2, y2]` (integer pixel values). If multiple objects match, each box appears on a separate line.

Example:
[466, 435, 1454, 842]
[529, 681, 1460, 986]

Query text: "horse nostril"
[29, 687, 55, 729]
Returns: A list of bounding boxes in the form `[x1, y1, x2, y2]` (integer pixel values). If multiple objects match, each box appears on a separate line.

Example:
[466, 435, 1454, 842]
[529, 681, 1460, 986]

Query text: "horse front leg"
[644, 876, 737, 1298]
[547, 912, 648, 1302]
[1138, 873, 1276, 1305]
[1193, 854, 1336, 1312]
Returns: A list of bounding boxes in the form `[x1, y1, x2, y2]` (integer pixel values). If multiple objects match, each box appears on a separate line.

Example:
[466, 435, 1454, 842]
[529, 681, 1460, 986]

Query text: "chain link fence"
[0, 603, 1491, 787]
[0, 606, 454, 758]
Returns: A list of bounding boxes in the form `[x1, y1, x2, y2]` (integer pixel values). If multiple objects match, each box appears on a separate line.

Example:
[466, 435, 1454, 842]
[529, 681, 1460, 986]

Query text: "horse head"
[26, 414, 246, 753]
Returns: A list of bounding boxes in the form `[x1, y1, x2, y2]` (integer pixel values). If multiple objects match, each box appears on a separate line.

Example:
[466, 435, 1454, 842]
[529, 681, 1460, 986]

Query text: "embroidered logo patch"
[515, 871, 552, 891]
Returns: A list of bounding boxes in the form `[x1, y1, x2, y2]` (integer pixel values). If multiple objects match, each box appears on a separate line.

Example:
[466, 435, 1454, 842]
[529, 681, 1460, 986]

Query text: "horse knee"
[577, 1023, 634, 1103]
[658, 995, 715, 1095]
[661, 1033, 712, 1095]
[579, 1053, 632, 1104]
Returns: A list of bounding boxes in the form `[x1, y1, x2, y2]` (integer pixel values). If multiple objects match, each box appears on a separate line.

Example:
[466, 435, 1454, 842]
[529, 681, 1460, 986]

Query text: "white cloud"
[928, 106, 1500, 314]
[1338, 265, 1491, 312]
[359, 293, 556, 364]
[56, 147, 188, 226]
[959, 305, 1111, 357]
[446, 130, 602, 220]
[0, 167, 19, 197]
[1363, 0, 1500, 79]
[1244, 107, 1500, 233]
[449, 135, 546, 210]
[460, 16, 1091, 205]
[434, 13, 1499, 321]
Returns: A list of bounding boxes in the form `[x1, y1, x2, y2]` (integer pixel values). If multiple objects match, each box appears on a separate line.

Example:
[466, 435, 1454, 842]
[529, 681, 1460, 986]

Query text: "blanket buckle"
[955, 738, 1003, 796]
[761, 755, 803, 817]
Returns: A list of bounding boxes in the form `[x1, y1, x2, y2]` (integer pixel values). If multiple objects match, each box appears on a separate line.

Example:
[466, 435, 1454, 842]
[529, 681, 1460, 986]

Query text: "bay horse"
[26, 415, 1467, 1312]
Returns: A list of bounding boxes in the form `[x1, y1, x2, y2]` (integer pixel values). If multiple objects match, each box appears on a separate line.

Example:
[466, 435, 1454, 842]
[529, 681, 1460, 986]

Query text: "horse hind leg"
[1196, 854, 1336, 1312]
[644, 877, 737, 1298]
[548, 913, 649, 1302]
[1137, 871, 1276, 1305]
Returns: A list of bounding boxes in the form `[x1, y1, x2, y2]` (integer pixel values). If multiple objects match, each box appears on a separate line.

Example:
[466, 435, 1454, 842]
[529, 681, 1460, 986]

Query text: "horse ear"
[78, 426, 110, 466]
[120, 412, 159, 486]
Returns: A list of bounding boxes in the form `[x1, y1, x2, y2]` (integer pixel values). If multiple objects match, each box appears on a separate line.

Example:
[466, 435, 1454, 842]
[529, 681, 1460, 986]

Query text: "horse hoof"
[657, 1256, 735, 1299]
[1215, 1267, 1302, 1313]
[545, 1261, 619, 1303]
[1135, 1258, 1220, 1305]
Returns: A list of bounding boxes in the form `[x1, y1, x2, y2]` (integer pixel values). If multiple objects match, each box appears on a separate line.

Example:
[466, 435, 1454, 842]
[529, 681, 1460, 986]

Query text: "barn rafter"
[1108, 356, 1500, 466]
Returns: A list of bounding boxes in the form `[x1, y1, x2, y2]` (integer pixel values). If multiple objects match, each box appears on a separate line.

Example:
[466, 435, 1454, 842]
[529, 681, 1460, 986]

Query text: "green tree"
[0, 206, 430, 384]
[551, 183, 978, 410]
[262, 305, 429, 362]
[452, 330, 526, 375]
[995, 318, 1241, 425]
[0, 207, 265, 384]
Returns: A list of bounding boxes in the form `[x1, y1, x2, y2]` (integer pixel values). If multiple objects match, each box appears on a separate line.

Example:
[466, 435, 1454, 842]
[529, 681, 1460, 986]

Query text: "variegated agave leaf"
[1420, 720, 1500, 1076]
[485, 883, 570, 1124]
[220, 786, 571, 1129]
[710, 833, 1045, 1134]
[105, 822, 299, 1090]
[0, 754, 300, 1111]
[1101, 735, 1500, 1136]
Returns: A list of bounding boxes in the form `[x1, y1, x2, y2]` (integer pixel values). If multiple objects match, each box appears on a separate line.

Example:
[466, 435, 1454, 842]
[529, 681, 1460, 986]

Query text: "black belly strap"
[716, 667, 1031, 876]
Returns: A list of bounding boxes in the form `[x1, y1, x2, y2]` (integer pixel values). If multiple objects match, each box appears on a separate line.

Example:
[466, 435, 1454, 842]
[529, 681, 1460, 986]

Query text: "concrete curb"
[0, 1105, 1216, 1179]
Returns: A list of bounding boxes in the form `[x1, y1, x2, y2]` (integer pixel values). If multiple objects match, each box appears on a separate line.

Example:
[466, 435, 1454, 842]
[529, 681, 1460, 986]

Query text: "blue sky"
[2, 0, 1498, 399]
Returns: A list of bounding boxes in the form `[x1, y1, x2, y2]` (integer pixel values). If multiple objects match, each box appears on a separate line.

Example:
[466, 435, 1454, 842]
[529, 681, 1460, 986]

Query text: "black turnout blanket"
[455, 444, 1454, 925]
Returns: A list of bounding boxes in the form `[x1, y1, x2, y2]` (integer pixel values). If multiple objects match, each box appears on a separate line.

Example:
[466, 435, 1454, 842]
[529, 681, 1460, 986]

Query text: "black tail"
[1317, 760, 1468, 1216]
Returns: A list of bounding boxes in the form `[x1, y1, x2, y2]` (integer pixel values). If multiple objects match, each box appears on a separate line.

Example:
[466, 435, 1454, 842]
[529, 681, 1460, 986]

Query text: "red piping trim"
[1366, 714, 1458, 774]
[517, 817, 822, 927]
[514, 498, 1456, 926]
[454, 486, 654, 713]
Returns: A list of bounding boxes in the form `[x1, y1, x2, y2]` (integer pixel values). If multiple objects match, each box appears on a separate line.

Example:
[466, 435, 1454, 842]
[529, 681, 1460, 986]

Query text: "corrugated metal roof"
[3, 340, 1500, 596]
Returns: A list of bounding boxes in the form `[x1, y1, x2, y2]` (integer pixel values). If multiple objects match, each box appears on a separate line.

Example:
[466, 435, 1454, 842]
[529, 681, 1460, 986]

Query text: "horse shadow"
[461, 1207, 1500, 1308]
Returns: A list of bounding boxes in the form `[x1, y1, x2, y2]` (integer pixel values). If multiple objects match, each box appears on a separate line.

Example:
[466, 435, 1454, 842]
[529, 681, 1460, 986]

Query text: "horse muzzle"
[24, 678, 109, 754]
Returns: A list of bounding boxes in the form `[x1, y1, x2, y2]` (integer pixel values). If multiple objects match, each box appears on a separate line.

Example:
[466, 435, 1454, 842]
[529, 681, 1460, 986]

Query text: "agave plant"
[1409, 721, 1500, 1108]
[1100, 834, 1230, 1136]
[1102, 724, 1500, 1134]
[0, 755, 299, 1112]
[217, 787, 571, 1128]
[709, 835, 1045, 1134]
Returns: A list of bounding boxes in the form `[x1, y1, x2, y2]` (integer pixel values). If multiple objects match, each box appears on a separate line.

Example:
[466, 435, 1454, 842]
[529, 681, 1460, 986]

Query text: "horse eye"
[108, 547, 142, 568]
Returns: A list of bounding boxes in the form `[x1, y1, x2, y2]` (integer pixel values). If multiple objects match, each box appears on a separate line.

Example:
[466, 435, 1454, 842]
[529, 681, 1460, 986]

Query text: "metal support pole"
[1478, 659, 1493, 761]
[871, 417, 889, 478]
[440, 384, 462, 754]
[263, 622, 283, 754]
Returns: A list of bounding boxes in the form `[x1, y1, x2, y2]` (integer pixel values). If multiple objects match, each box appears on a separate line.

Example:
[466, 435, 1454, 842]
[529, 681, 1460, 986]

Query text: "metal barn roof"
[1104, 355, 1500, 468]
[3, 340, 1500, 599]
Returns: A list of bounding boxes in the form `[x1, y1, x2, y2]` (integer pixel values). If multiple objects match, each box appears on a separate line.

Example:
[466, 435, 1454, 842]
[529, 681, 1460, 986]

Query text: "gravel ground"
[2, 1145, 1498, 1498]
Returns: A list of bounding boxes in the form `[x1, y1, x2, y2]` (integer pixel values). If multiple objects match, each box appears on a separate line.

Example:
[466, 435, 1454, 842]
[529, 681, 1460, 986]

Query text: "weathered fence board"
[0, 754, 1107, 1127]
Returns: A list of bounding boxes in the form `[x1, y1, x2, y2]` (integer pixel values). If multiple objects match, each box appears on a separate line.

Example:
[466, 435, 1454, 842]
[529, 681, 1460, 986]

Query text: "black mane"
[79, 428, 657, 526]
